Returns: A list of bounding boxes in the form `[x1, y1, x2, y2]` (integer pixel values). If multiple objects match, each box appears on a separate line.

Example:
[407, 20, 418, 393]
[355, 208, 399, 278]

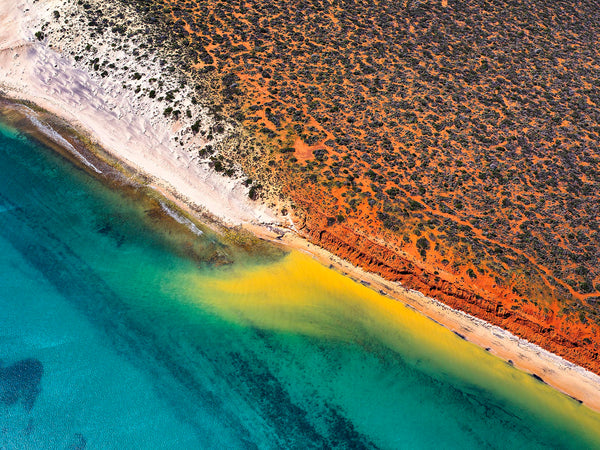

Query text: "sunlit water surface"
[1, 120, 600, 449]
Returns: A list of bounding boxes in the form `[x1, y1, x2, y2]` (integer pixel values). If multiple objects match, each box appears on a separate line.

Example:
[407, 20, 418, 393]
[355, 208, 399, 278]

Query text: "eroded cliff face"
[296, 211, 600, 375]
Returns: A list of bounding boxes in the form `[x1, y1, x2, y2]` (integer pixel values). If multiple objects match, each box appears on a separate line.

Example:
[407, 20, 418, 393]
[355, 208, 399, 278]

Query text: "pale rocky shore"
[2, 0, 600, 413]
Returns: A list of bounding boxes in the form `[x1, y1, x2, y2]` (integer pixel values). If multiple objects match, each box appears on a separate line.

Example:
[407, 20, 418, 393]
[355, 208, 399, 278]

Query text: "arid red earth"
[65, 0, 600, 372]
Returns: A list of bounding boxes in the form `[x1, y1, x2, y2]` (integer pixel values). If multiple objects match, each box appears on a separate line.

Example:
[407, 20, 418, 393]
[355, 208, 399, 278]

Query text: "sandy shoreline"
[0, 0, 281, 227]
[2, 0, 600, 413]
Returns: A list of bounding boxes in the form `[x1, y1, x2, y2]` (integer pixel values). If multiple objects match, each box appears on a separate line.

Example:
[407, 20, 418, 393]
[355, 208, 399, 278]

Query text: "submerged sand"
[1, 0, 600, 413]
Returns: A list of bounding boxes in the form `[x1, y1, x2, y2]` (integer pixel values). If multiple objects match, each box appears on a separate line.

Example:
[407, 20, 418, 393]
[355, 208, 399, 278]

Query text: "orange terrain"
[83, 0, 600, 372]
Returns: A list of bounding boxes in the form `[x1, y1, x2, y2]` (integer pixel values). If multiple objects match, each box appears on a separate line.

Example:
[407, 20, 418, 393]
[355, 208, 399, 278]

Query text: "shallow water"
[1, 119, 600, 449]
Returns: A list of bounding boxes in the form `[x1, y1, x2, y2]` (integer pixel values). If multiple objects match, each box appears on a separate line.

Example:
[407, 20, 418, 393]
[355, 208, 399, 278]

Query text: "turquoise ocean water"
[1, 119, 600, 449]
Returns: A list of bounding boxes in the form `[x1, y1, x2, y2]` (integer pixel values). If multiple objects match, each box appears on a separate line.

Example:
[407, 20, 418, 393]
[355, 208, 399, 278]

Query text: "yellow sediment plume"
[175, 250, 600, 444]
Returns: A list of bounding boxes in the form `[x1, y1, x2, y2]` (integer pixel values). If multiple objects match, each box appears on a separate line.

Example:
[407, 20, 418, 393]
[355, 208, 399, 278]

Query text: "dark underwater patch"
[0, 358, 44, 411]
[531, 373, 546, 384]
[228, 349, 376, 449]
[67, 433, 87, 450]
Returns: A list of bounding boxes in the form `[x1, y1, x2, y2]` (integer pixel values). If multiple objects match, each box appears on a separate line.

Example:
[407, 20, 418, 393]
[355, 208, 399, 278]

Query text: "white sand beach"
[0, 0, 280, 227]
